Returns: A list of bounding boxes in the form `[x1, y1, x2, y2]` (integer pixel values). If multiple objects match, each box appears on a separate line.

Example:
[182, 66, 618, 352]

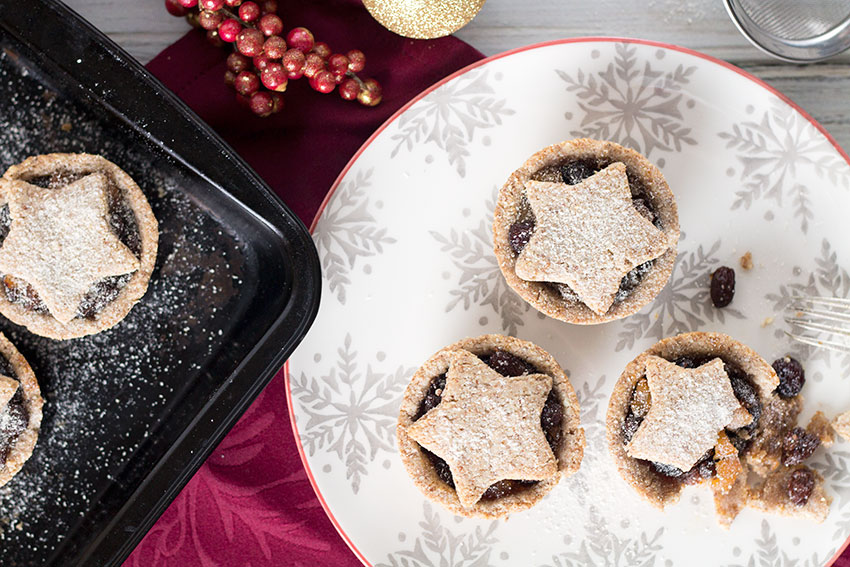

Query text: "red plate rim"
[284, 36, 850, 567]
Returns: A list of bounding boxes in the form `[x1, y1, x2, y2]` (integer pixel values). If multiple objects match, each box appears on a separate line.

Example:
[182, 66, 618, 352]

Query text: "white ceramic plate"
[286, 38, 850, 567]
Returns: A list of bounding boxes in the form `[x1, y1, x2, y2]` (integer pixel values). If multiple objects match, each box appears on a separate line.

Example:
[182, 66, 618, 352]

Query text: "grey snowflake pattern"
[765, 239, 850, 376]
[540, 506, 664, 567]
[430, 194, 529, 335]
[616, 239, 745, 351]
[313, 168, 396, 304]
[390, 68, 515, 177]
[719, 100, 850, 233]
[557, 43, 698, 157]
[813, 450, 850, 513]
[725, 520, 827, 567]
[290, 334, 414, 493]
[376, 501, 499, 567]
[575, 374, 608, 460]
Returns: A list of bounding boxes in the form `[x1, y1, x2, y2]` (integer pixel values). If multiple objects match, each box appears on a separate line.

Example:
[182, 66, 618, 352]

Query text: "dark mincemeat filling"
[621, 356, 762, 483]
[0, 170, 141, 320]
[512, 159, 664, 307]
[413, 349, 563, 501]
[0, 355, 27, 466]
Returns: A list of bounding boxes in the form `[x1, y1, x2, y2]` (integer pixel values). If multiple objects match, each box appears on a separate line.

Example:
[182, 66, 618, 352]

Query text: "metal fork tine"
[787, 296, 850, 308]
[783, 331, 850, 355]
[785, 307, 850, 325]
[785, 318, 850, 338]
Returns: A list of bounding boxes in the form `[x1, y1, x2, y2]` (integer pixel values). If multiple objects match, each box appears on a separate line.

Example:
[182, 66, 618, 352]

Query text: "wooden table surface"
[63, 0, 850, 153]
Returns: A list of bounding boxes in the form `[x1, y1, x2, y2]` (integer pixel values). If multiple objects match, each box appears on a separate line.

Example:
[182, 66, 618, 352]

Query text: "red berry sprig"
[165, 0, 382, 117]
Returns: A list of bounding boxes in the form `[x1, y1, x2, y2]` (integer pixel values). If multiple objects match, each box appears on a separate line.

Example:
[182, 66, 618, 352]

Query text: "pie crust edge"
[0, 331, 44, 487]
[605, 331, 778, 508]
[493, 138, 680, 324]
[0, 153, 159, 340]
[397, 333, 585, 519]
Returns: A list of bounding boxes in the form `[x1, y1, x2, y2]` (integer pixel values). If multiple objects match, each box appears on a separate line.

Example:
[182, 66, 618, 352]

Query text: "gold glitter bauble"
[363, 0, 486, 40]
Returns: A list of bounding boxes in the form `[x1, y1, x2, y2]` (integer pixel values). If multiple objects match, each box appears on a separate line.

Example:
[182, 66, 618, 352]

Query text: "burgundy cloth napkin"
[123, 2, 482, 565]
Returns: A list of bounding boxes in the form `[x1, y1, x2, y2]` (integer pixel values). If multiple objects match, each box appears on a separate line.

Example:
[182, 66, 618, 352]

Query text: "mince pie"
[0, 154, 158, 339]
[607, 332, 832, 526]
[397, 334, 585, 518]
[0, 332, 43, 487]
[493, 139, 679, 324]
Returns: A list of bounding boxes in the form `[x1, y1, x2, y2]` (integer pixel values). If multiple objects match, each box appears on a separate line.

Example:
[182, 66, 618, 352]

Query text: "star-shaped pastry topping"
[626, 355, 752, 471]
[404, 349, 557, 508]
[514, 162, 672, 315]
[0, 173, 140, 324]
[0, 375, 17, 409]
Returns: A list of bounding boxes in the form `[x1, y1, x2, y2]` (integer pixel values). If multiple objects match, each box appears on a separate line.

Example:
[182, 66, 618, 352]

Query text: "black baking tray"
[0, 1, 321, 565]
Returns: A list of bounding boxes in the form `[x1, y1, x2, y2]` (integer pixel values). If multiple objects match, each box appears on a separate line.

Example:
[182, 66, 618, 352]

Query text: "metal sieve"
[724, 0, 850, 62]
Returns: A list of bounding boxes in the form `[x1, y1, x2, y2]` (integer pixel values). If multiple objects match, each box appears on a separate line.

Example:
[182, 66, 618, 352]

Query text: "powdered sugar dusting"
[0, 44, 255, 563]
[515, 163, 672, 315]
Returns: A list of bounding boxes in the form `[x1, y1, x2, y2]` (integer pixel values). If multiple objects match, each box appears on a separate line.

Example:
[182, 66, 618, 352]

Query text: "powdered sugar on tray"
[0, 45, 249, 562]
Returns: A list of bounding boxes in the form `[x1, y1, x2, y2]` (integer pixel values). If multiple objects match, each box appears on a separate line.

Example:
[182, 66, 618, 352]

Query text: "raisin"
[540, 390, 563, 449]
[423, 449, 454, 488]
[560, 160, 595, 185]
[710, 266, 735, 308]
[782, 427, 820, 466]
[508, 221, 534, 254]
[486, 349, 535, 377]
[788, 468, 815, 507]
[674, 356, 699, 369]
[651, 461, 684, 478]
[414, 374, 446, 420]
[772, 356, 805, 399]
[726, 431, 751, 453]
[614, 260, 653, 303]
[728, 367, 761, 433]
[0, 388, 28, 464]
[0, 204, 10, 244]
[632, 197, 656, 223]
[481, 479, 537, 500]
[681, 450, 717, 485]
[622, 411, 642, 443]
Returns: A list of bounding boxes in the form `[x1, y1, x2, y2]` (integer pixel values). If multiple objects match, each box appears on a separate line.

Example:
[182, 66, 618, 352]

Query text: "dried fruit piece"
[629, 377, 651, 419]
[772, 356, 805, 398]
[787, 468, 815, 507]
[712, 431, 743, 495]
[710, 266, 735, 307]
[782, 426, 820, 466]
[727, 365, 761, 433]
[485, 349, 535, 376]
[681, 451, 716, 485]
[508, 221, 534, 254]
[559, 160, 595, 185]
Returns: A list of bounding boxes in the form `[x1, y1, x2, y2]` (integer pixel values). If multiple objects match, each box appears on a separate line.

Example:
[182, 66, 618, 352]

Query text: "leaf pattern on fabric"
[125, 377, 346, 567]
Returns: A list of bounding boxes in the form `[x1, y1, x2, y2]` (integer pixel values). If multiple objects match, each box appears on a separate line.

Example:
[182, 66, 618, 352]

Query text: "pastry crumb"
[832, 411, 850, 441]
[761, 317, 774, 328]
[740, 251, 753, 270]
